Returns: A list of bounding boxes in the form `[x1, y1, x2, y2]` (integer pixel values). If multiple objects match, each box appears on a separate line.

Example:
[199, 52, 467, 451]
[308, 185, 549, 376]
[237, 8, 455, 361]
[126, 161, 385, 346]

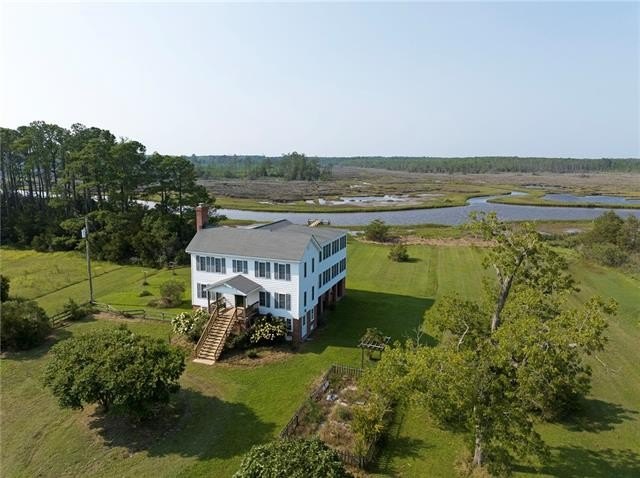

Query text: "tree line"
[321, 156, 640, 174]
[1, 121, 211, 266]
[192, 154, 640, 179]
[191, 152, 332, 180]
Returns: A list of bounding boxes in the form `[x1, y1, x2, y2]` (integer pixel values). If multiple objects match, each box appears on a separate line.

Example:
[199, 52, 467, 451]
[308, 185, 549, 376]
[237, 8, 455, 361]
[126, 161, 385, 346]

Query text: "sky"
[1, 2, 638, 158]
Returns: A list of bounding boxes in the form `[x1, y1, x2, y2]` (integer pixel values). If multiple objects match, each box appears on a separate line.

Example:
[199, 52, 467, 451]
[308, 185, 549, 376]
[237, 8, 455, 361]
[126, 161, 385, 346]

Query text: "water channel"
[217, 193, 640, 226]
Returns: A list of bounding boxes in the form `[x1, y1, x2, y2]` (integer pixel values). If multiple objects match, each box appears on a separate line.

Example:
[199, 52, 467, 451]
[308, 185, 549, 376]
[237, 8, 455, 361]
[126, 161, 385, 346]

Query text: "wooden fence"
[50, 310, 73, 328]
[94, 303, 172, 321]
[279, 364, 378, 469]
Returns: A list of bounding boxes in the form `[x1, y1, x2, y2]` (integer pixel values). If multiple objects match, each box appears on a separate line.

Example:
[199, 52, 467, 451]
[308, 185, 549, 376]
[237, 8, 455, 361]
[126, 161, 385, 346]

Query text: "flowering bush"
[171, 308, 209, 342]
[249, 315, 286, 344]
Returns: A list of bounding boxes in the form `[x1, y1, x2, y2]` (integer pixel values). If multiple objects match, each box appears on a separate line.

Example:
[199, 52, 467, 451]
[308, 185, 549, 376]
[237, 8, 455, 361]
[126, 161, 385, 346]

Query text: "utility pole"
[83, 216, 94, 303]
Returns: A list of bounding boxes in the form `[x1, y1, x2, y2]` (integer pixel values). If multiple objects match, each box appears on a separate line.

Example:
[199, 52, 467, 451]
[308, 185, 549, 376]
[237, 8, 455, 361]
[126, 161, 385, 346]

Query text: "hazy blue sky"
[1, 2, 638, 157]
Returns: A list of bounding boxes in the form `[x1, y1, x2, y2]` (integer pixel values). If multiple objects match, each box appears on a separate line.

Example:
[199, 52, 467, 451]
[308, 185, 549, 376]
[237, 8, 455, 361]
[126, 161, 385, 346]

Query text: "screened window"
[197, 283, 208, 299]
[273, 263, 291, 281]
[304, 262, 307, 278]
[312, 257, 315, 273]
[196, 256, 226, 273]
[340, 236, 347, 249]
[285, 318, 293, 333]
[259, 291, 271, 307]
[274, 293, 291, 310]
[304, 291, 307, 307]
[312, 286, 315, 300]
[254, 261, 271, 278]
[232, 259, 248, 274]
[322, 244, 331, 260]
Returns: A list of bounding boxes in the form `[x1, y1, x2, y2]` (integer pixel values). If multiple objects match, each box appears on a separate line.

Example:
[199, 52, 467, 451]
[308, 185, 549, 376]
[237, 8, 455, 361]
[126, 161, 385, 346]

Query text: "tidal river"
[217, 194, 640, 226]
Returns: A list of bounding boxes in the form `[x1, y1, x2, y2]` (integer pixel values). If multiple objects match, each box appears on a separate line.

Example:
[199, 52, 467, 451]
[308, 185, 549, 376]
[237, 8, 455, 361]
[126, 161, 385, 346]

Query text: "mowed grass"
[0, 248, 191, 316]
[1, 242, 639, 477]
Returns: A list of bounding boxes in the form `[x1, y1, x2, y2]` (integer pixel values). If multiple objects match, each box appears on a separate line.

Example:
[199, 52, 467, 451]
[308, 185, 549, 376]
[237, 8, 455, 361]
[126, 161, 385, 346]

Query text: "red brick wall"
[292, 317, 302, 343]
[195, 204, 208, 231]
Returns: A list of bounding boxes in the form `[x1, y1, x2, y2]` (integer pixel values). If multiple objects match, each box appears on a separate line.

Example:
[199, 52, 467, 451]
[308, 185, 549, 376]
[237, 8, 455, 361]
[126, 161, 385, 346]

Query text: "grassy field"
[0, 248, 191, 316]
[1, 242, 639, 477]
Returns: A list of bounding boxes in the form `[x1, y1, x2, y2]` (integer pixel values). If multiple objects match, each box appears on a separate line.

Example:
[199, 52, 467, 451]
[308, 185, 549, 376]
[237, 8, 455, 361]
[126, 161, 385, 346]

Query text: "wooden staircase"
[194, 307, 237, 365]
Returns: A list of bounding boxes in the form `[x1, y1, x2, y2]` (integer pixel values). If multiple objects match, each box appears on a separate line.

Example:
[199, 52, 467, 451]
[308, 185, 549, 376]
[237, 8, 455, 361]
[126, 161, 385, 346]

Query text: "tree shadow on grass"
[372, 406, 432, 475]
[403, 257, 422, 263]
[3, 327, 73, 361]
[303, 289, 435, 355]
[559, 398, 638, 433]
[87, 388, 276, 461]
[516, 446, 640, 478]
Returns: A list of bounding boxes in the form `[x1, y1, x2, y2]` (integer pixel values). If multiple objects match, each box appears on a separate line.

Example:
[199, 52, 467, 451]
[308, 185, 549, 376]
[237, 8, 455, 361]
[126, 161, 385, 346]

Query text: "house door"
[234, 295, 245, 308]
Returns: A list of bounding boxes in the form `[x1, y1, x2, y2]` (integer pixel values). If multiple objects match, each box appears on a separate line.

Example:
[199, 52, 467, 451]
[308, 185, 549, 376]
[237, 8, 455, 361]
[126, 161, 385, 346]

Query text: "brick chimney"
[195, 203, 209, 231]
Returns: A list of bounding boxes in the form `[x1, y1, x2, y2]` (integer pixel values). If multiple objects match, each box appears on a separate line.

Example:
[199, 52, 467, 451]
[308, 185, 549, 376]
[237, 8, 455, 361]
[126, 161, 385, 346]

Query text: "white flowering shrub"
[249, 315, 287, 344]
[171, 308, 209, 342]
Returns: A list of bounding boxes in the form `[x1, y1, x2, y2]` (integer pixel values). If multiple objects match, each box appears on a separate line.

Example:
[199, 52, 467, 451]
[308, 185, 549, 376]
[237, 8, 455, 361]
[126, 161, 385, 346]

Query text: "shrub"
[245, 349, 259, 359]
[249, 315, 286, 344]
[227, 331, 251, 350]
[0, 300, 51, 351]
[234, 438, 350, 478]
[303, 398, 324, 425]
[1, 274, 9, 302]
[336, 405, 353, 422]
[584, 243, 629, 267]
[138, 290, 152, 297]
[364, 219, 390, 242]
[388, 243, 410, 262]
[43, 326, 185, 418]
[158, 280, 185, 307]
[171, 308, 209, 342]
[63, 298, 92, 321]
[352, 394, 390, 455]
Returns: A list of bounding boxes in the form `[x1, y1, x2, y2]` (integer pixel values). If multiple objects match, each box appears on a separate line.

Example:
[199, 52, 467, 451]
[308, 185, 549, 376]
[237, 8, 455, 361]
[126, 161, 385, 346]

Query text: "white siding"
[316, 235, 347, 297]
[190, 232, 347, 341]
[191, 252, 301, 320]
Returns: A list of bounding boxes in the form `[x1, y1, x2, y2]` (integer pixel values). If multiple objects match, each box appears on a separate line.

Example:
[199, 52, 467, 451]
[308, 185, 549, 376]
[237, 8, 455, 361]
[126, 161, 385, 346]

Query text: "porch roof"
[205, 275, 263, 296]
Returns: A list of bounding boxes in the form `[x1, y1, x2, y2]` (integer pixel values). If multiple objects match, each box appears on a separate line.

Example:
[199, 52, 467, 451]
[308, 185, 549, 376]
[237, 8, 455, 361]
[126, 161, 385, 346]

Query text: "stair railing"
[212, 308, 237, 361]
[195, 304, 220, 358]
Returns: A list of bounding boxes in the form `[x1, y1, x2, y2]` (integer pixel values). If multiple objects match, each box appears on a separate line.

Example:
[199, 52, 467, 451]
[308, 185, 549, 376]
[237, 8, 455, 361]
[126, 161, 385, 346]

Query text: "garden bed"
[280, 364, 387, 469]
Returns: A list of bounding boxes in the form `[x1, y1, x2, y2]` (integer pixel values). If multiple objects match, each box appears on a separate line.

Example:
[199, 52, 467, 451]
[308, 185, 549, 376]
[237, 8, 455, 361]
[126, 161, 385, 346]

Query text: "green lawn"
[0, 248, 191, 316]
[1, 242, 639, 477]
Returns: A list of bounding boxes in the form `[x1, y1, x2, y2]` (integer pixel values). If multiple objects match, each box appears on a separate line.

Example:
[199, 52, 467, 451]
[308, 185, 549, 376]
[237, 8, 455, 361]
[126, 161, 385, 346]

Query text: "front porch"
[205, 275, 262, 329]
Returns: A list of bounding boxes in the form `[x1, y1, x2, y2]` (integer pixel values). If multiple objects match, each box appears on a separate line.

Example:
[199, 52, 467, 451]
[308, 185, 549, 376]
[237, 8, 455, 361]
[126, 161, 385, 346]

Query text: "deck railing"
[239, 301, 260, 320]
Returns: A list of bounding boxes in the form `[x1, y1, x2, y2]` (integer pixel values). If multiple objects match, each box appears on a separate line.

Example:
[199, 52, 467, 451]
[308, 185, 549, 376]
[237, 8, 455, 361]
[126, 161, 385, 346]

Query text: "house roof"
[205, 275, 262, 296]
[186, 220, 345, 261]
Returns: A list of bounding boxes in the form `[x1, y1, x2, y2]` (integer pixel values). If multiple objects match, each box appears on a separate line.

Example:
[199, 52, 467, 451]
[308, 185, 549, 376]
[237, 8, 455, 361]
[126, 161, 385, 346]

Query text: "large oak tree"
[363, 213, 615, 475]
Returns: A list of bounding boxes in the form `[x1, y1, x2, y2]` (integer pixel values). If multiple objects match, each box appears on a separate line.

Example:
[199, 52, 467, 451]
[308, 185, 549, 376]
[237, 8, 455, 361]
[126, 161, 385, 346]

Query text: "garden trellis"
[358, 335, 391, 368]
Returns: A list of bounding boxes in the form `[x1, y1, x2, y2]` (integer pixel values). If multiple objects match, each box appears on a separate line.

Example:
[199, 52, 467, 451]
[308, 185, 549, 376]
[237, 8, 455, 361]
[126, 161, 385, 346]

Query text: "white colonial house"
[186, 205, 347, 349]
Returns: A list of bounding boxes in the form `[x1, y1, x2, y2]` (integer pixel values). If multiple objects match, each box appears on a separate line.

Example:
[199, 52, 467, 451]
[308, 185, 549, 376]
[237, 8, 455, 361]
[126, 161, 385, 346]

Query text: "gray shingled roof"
[186, 220, 345, 261]
[205, 275, 262, 295]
